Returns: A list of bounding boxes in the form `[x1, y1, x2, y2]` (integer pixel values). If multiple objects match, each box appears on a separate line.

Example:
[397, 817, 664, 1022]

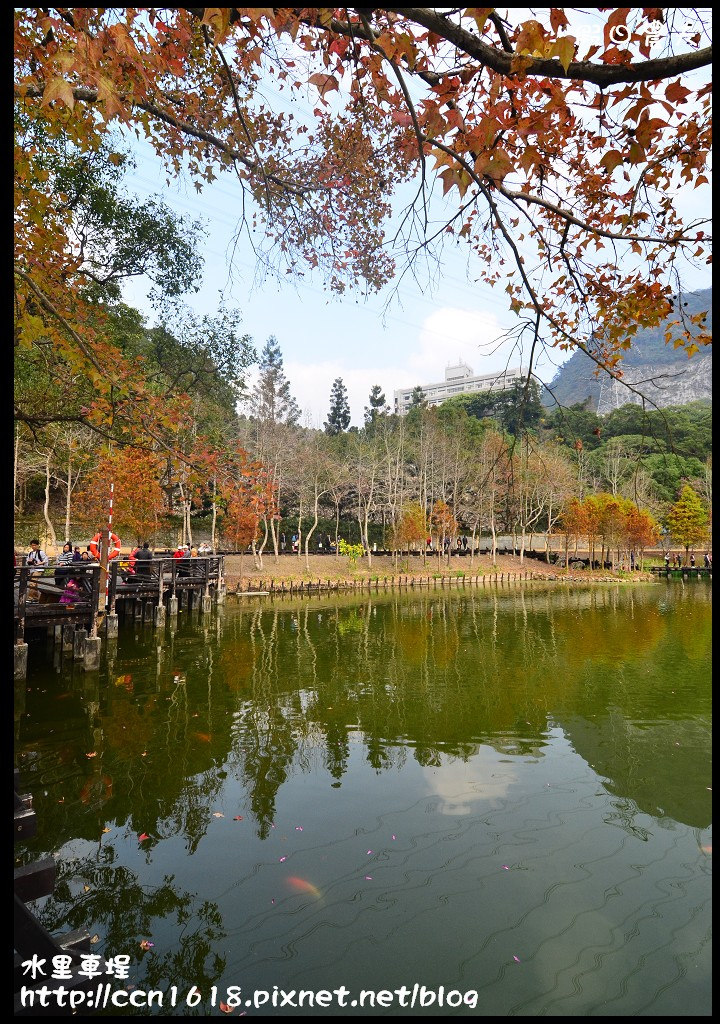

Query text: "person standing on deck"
[25, 539, 48, 575]
[55, 541, 74, 586]
[134, 541, 153, 576]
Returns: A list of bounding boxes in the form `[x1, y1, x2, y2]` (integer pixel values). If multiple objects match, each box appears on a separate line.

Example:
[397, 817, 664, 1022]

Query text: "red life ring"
[89, 532, 121, 560]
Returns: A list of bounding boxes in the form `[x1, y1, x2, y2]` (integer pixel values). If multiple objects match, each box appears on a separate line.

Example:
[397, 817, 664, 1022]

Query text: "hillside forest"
[15, 301, 712, 566]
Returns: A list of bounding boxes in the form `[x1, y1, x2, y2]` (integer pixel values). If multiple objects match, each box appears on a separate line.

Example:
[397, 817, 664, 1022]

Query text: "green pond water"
[15, 579, 711, 1016]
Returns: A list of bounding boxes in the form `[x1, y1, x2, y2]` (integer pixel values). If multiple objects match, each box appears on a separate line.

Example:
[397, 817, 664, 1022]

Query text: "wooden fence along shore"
[233, 565, 710, 596]
[237, 572, 538, 596]
[234, 560, 712, 596]
[13, 556, 226, 681]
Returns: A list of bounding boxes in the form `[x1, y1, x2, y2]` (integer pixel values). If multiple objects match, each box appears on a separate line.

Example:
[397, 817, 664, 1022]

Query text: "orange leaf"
[468, 8, 493, 34]
[41, 78, 75, 111]
[665, 81, 692, 104]
[549, 9, 570, 33]
[599, 150, 624, 173]
[308, 73, 339, 99]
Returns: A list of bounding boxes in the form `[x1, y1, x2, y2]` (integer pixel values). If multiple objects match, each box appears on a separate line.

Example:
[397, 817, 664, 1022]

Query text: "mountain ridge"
[540, 287, 712, 412]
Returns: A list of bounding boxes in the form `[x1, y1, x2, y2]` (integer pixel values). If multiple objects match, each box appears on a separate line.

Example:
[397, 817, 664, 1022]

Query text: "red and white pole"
[105, 482, 114, 608]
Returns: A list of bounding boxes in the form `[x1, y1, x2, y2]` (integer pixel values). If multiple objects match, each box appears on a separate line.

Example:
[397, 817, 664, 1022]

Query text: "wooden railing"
[14, 564, 102, 644]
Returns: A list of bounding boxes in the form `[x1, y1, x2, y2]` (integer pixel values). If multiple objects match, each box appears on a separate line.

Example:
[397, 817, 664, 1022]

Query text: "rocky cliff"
[541, 287, 712, 412]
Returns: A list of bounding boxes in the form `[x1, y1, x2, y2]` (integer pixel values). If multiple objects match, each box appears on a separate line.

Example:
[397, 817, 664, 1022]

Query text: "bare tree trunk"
[269, 516, 279, 563]
[185, 500, 193, 548]
[358, 511, 373, 569]
[177, 480, 188, 546]
[14, 424, 19, 514]
[64, 451, 72, 541]
[42, 453, 58, 554]
[255, 517, 269, 570]
[296, 499, 303, 561]
[304, 513, 320, 572]
[211, 477, 218, 551]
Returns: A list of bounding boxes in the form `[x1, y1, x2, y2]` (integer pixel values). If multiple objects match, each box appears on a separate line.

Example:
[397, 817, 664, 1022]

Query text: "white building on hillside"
[393, 362, 526, 415]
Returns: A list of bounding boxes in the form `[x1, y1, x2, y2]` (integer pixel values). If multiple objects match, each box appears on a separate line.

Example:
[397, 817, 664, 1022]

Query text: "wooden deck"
[107, 555, 224, 614]
[14, 556, 225, 680]
[14, 563, 102, 644]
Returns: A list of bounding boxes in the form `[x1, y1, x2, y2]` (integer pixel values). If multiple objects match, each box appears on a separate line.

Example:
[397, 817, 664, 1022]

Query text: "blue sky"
[118, 11, 711, 429]
[121, 138, 546, 428]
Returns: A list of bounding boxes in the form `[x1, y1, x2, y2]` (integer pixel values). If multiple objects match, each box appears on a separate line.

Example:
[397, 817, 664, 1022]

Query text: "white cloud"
[283, 307, 528, 428]
[408, 306, 522, 382]
[421, 753, 518, 816]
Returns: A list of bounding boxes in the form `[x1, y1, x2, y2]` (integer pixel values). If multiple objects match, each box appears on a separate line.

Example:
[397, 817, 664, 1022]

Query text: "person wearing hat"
[178, 543, 193, 577]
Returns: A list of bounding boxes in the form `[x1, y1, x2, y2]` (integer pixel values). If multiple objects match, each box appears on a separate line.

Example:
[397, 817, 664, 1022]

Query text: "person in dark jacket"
[133, 541, 154, 576]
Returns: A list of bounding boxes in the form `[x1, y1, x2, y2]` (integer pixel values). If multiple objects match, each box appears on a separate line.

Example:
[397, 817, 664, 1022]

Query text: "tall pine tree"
[324, 377, 351, 435]
[364, 384, 388, 426]
[408, 386, 426, 409]
[249, 336, 300, 425]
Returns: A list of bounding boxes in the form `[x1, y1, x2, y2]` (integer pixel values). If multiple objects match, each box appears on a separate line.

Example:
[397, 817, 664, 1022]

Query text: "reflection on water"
[15, 582, 711, 1016]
